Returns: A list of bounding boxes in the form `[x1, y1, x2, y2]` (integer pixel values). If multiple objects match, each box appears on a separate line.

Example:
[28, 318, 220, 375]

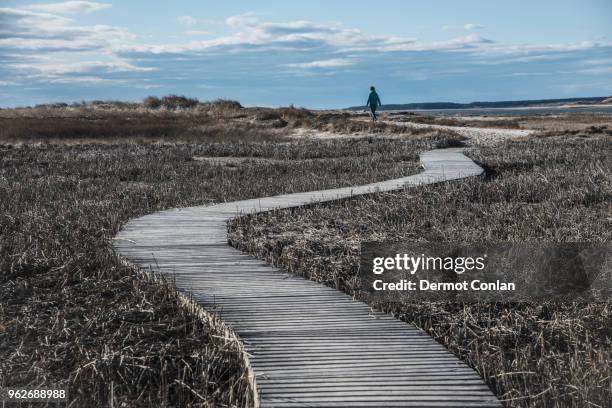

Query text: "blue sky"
[1, 0, 611, 108]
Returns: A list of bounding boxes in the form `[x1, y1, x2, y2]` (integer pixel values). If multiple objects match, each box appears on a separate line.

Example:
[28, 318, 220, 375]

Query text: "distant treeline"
[348, 96, 609, 111]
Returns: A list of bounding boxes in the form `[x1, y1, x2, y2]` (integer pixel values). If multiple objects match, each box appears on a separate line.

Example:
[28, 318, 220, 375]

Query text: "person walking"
[366, 86, 382, 121]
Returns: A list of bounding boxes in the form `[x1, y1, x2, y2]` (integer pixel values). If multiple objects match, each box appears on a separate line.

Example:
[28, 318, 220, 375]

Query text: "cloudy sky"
[1, 0, 611, 107]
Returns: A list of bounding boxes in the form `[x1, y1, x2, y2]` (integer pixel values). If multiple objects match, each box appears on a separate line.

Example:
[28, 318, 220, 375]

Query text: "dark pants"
[370, 106, 377, 121]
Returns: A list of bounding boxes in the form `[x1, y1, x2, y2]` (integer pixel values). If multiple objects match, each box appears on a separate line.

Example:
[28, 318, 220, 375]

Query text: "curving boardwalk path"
[114, 148, 501, 407]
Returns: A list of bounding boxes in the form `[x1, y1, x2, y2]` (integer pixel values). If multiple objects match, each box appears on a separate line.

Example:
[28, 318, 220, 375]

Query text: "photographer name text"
[373, 279, 515, 291]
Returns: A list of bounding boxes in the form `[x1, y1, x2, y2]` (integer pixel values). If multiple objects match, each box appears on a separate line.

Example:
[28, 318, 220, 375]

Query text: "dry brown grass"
[0, 100, 454, 145]
[0, 109, 281, 144]
[391, 113, 524, 129]
[1, 130, 461, 406]
[4, 100, 608, 406]
[291, 110, 448, 135]
[228, 133, 612, 408]
[389, 111, 612, 133]
[518, 113, 612, 132]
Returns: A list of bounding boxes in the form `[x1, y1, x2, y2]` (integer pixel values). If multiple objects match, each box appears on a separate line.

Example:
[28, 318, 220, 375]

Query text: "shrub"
[254, 108, 282, 121]
[270, 118, 289, 128]
[143, 96, 161, 109]
[159, 95, 199, 110]
[211, 99, 242, 110]
[89, 100, 137, 109]
[278, 106, 314, 120]
[35, 102, 68, 109]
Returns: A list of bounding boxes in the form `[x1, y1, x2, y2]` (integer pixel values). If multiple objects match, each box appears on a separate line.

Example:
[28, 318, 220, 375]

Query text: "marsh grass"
[228, 134, 612, 407]
[390, 111, 612, 134]
[0, 132, 459, 406]
[3, 101, 608, 406]
[392, 113, 524, 129]
[0, 100, 459, 144]
[0, 110, 281, 144]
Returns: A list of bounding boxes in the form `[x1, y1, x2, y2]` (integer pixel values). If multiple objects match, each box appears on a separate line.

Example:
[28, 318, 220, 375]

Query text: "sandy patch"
[287, 119, 535, 146]
[288, 127, 390, 140]
[392, 121, 534, 145]
[192, 156, 287, 166]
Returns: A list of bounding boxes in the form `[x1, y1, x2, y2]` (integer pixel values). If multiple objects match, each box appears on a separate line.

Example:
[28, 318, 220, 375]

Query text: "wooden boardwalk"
[114, 148, 501, 407]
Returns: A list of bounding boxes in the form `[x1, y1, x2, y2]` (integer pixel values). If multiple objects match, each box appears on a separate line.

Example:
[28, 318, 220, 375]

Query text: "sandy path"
[393, 121, 534, 145]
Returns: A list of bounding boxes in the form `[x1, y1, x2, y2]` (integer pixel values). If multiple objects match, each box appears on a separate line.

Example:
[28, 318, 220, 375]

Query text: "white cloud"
[2, 9, 605, 61]
[1, 7, 72, 30]
[121, 14, 419, 54]
[225, 12, 261, 29]
[470, 40, 609, 62]
[25, 1, 111, 14]
[111, 13, 610, 64]
[0, 8, 135, 51]
[177, 15, 197, 26]
[582, 58, 612, 66]
[443, 23, 485, 31]
[183, 30, 211, 36]
[219, 14, 414, 51]
[447, 34, 491, 45]
[2, 7, 611, 105]
[578, 66, 612, 75]
[48, 75, 123, 84]
[8, 60, 156, 75]
[0, 7, 153, 85]
[286, 58, 354, 69]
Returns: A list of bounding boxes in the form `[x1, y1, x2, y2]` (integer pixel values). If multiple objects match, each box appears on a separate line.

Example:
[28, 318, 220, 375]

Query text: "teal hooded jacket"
[367, 91, 381, 109]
